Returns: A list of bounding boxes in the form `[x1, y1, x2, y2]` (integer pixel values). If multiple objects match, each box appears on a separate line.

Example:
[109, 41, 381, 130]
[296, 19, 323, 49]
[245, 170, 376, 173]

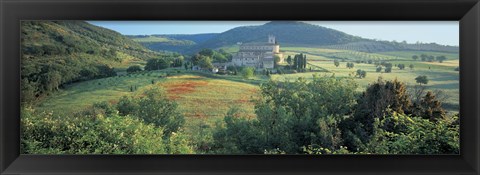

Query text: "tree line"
[285, 53, 307, 71]
[412, 54, 448, 63]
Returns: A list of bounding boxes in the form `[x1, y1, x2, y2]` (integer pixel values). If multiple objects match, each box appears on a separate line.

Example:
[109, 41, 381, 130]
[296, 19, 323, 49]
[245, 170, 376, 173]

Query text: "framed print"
[1, 0, 479, 174]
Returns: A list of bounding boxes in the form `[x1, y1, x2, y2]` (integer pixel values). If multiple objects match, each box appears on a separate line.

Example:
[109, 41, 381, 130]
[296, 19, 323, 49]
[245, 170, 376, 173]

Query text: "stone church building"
[231, 35, 283, 69]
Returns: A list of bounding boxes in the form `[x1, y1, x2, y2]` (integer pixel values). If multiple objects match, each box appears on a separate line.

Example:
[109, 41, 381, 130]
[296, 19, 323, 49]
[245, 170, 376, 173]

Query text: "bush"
[144, 58, 169, 71]
[96, 64, 117, 78]
[21, 108, 168, 154]
[21, 88, 191, 154]
[126, 65, 142, 74]
[364, 112, 459, 154]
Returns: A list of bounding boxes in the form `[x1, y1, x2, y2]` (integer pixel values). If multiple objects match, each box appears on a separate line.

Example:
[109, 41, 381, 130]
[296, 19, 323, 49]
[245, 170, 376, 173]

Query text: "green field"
[35, 68, 261, 146]
[277, 47, 460, 112]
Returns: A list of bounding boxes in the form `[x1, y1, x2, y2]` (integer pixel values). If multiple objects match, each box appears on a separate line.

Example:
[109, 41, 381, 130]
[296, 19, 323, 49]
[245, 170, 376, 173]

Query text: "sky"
[88, 21, 459, 46]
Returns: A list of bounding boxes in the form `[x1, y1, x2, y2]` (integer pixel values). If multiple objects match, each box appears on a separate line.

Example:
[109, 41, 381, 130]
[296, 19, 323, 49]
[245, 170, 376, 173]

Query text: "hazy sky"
[88, 21, 459, 46]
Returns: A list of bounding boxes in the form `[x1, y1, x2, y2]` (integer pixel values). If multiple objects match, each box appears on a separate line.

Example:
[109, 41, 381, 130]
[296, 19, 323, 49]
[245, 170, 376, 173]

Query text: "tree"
[334, 60, 340, 67]
[198, 49, 214, 57]
[96, 65, 117, 78]
[144, 58, 169, 71]
[410, 91, 446, 122]
[213, 76, 358, 154]
[412, 55, 419, 61]
[297, 54, 303, 70]
[274, 55, 281, 68]
[346, 62, 354, 69]
[286, 55, 292, 68]
[363, 112, 458, 154]
[40, 71, 62, 92]
[117, 96, 139, 116]
[126, 65, 142, 74]
[356, 69, 367, 78]
[397, 64, 405, 70]
[384, 67, 392, 73]
[384, 63, 393, 73]
[212, 52, 228, 63]
[420, 54, 428, 61]
[293, 56, 298, 70]
[190, 54, 203, 65]
[409, 64, 414, 70]
[427, 55, 435, 62]
[21, 78, 39, 103]
[198, 56, 213, 70]
[343, 79, 412, 150]
[242, 67, 255, 79]
[172, 56, 184, 67]
[135, 88, 185, 135]
[376, 66, 382, 72]
[436, 55, 447, 63]
[415, 75, 429, 85]
[303, 55, 307, 69]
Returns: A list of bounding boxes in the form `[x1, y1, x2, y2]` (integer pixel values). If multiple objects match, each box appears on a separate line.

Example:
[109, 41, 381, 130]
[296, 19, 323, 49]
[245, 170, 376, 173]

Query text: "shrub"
[21, 108, 168, 154]
[126, 65, 142, 74]
[144, 58, 169, 71]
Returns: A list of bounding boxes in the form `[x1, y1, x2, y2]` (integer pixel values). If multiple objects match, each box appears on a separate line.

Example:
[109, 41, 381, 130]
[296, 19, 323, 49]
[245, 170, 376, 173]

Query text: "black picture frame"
[1, 0, 479, 174]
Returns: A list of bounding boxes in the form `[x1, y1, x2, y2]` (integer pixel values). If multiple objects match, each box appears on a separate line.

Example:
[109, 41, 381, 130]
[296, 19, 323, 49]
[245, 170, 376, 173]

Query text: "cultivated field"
[275, 47, 460, 112]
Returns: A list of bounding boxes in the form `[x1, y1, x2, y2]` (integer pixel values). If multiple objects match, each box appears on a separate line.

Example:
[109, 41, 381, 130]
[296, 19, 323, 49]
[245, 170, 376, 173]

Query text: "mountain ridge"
[125, 21, 459, 54]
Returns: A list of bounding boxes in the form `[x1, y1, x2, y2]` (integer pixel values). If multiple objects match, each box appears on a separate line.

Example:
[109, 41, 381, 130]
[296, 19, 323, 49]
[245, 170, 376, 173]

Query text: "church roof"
[263, 57, 274, 61]
[241, 42, 277, 46]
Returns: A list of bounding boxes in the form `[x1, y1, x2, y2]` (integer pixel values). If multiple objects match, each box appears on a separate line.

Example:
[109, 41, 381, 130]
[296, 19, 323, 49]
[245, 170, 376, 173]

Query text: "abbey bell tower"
[268, 35, 276, 44]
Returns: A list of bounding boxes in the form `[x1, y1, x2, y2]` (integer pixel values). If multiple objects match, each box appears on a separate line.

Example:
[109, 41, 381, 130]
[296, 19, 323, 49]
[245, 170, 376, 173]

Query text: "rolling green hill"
[189, 21, 364, 51]
[127, 34, 217, 53]
[21, 21, 171, 104]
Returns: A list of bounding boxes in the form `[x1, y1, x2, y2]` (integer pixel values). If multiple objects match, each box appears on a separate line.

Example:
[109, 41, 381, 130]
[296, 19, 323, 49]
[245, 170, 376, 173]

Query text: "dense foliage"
[213, 76, 358, 154]
[212, 76, 459, 154]
[21, 88, 192, 154]
[126, 65, 142, 74]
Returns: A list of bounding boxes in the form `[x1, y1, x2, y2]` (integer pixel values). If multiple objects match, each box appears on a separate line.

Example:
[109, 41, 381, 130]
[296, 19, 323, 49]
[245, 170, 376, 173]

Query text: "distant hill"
[163, 33, 218, 44]
[21, 21, 169, 103]
[124, 21, 459, 54]
[189, 21, 364, 50]
[322, 41, 459, 53]
[127, 33, 217, 53]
